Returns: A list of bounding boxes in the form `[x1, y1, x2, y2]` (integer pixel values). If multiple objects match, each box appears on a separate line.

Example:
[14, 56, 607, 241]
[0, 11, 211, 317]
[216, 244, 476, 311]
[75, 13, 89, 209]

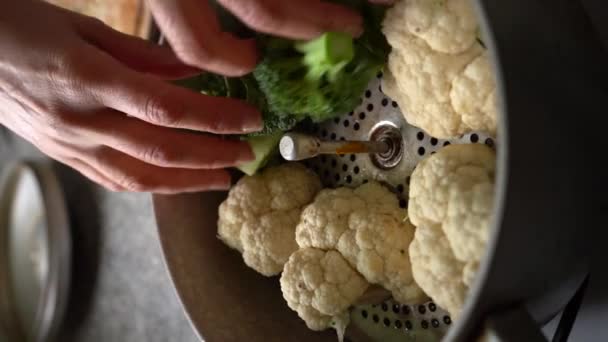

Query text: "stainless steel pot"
[153, 0, 606, 340]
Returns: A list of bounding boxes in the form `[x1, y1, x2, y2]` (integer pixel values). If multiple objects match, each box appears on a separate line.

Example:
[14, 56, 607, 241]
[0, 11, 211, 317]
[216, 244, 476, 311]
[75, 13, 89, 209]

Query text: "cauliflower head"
[280, 248, 369, 331]
[444, 174, 494, 263]
[450, 52, 498, 135]
[408, 144, 496, 316]
[295, 187, 367, 250]
[408, 144, 495, 228]
[409, 225, 467, 317]
[404, 0, 478, 54]
[296, 182, 425, 303]
[382, 0, 498, 138]
[218, 163, 322, 276]
[240, 209, 302, 276]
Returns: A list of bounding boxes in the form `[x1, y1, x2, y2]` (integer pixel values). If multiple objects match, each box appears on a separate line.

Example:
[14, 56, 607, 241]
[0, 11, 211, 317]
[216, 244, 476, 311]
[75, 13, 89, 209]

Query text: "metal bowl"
[0, 161, 71, 342]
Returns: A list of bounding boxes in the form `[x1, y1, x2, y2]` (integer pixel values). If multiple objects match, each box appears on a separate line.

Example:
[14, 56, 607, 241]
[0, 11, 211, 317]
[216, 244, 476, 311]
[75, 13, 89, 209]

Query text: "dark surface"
[448, 0, 608, 340]
[0, 132, 199, 342]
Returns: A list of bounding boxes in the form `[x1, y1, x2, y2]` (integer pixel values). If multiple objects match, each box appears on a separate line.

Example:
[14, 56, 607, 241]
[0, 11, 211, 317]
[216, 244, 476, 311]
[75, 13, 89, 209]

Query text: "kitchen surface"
[0, 130, 199, 342]
[2, 1, 607, 341]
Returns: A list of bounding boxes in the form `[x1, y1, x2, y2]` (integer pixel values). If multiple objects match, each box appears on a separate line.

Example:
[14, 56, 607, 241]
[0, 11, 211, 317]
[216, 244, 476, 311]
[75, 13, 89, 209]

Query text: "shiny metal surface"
[279, 133, 389, 161]
[9, 165, 48, 342]
[304, 77, 494, 190]
[0, 134, 200, 342]
[0, 162, 71, 342]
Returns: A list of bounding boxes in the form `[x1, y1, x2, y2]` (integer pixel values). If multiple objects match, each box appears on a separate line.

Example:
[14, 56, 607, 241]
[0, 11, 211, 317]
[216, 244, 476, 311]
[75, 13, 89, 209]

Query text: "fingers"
[34, 140, 123, 191]
[57, 155, 123, 191]
[79, 44, 262, 133]
[20, 127, 238, 194]
[146, 0, 258, 77]
[46, 138, 232, 193]
[217, 0, 363, 40]
[82, 111, 254, 169]
[106, 72, 262, 133]
[87, 147, 232, 193]
[73, 15, 199, 79]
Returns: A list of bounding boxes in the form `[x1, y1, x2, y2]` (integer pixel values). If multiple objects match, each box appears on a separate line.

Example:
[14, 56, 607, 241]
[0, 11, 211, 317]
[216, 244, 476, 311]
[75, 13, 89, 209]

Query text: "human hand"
[146, 0, 395, 76]
[0, 0, 261, 194]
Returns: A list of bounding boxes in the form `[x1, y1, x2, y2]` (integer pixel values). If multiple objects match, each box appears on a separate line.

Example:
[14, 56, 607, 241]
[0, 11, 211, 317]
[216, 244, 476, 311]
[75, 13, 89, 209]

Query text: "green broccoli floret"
[296, 32, 355, 82]
[240, 75, 299, 136]
[254, 31, 385, 123]
[236, 132, 283, 176]
[171, 0, 390, 175]
[174, 0, 390, 131]
[252, 0, 390, 123]
[251, 111, 299, 136]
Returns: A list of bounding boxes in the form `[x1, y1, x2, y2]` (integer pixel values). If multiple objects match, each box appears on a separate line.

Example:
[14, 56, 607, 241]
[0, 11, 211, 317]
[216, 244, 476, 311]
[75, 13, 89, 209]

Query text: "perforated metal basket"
[289, 72, 494, 341]
[302, 73, 494, 200]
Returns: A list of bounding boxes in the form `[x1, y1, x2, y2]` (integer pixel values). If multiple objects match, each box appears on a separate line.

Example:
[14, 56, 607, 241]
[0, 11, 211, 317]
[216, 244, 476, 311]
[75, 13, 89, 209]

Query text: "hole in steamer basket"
[370, 123, 403, 170]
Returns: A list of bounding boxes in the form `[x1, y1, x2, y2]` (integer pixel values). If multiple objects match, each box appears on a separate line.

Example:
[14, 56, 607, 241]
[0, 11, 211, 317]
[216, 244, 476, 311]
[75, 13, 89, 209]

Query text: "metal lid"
[0, 161, 71, 342]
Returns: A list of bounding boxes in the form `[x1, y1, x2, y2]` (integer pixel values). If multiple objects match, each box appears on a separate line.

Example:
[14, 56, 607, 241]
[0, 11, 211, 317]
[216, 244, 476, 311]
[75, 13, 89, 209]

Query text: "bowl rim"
[0, 160, 71, 342]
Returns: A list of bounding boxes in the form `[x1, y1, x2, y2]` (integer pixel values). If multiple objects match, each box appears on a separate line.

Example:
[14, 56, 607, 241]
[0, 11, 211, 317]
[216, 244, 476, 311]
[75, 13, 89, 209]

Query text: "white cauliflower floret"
[409, 225, 467, 317]
[408, 144, 496, 316]
[280, 248, 369, 331]
[450, 52, 498, 136]
[445, 175, 494, 263]
[381, 32, 483, 139]
[297, 182, 425, 303]
[240, 209, 301, 277]
[409, 144, 495, 228]
[382, 0, 498, 138]
[338, 209, 426, 303]
[296, 187, 367, 250]
[462, 260, 480, 287]
[404, 0, 478, 54]
[218, 163, 321, 276]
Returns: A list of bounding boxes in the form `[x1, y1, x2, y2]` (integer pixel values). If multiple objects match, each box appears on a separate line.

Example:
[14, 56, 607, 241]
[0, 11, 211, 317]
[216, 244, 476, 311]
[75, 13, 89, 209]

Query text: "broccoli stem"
[295, 32, 355, 82]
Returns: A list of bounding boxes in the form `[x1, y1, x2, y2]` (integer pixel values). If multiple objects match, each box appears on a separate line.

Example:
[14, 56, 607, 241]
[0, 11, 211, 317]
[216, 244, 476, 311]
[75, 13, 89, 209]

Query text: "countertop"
[1, 129, 199, 342]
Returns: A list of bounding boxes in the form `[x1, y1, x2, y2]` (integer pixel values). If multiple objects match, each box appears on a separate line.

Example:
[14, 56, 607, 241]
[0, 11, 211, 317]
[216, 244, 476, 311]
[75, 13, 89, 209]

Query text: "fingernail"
[242, 118, 263, 133]
[213, 181, 232, 191]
